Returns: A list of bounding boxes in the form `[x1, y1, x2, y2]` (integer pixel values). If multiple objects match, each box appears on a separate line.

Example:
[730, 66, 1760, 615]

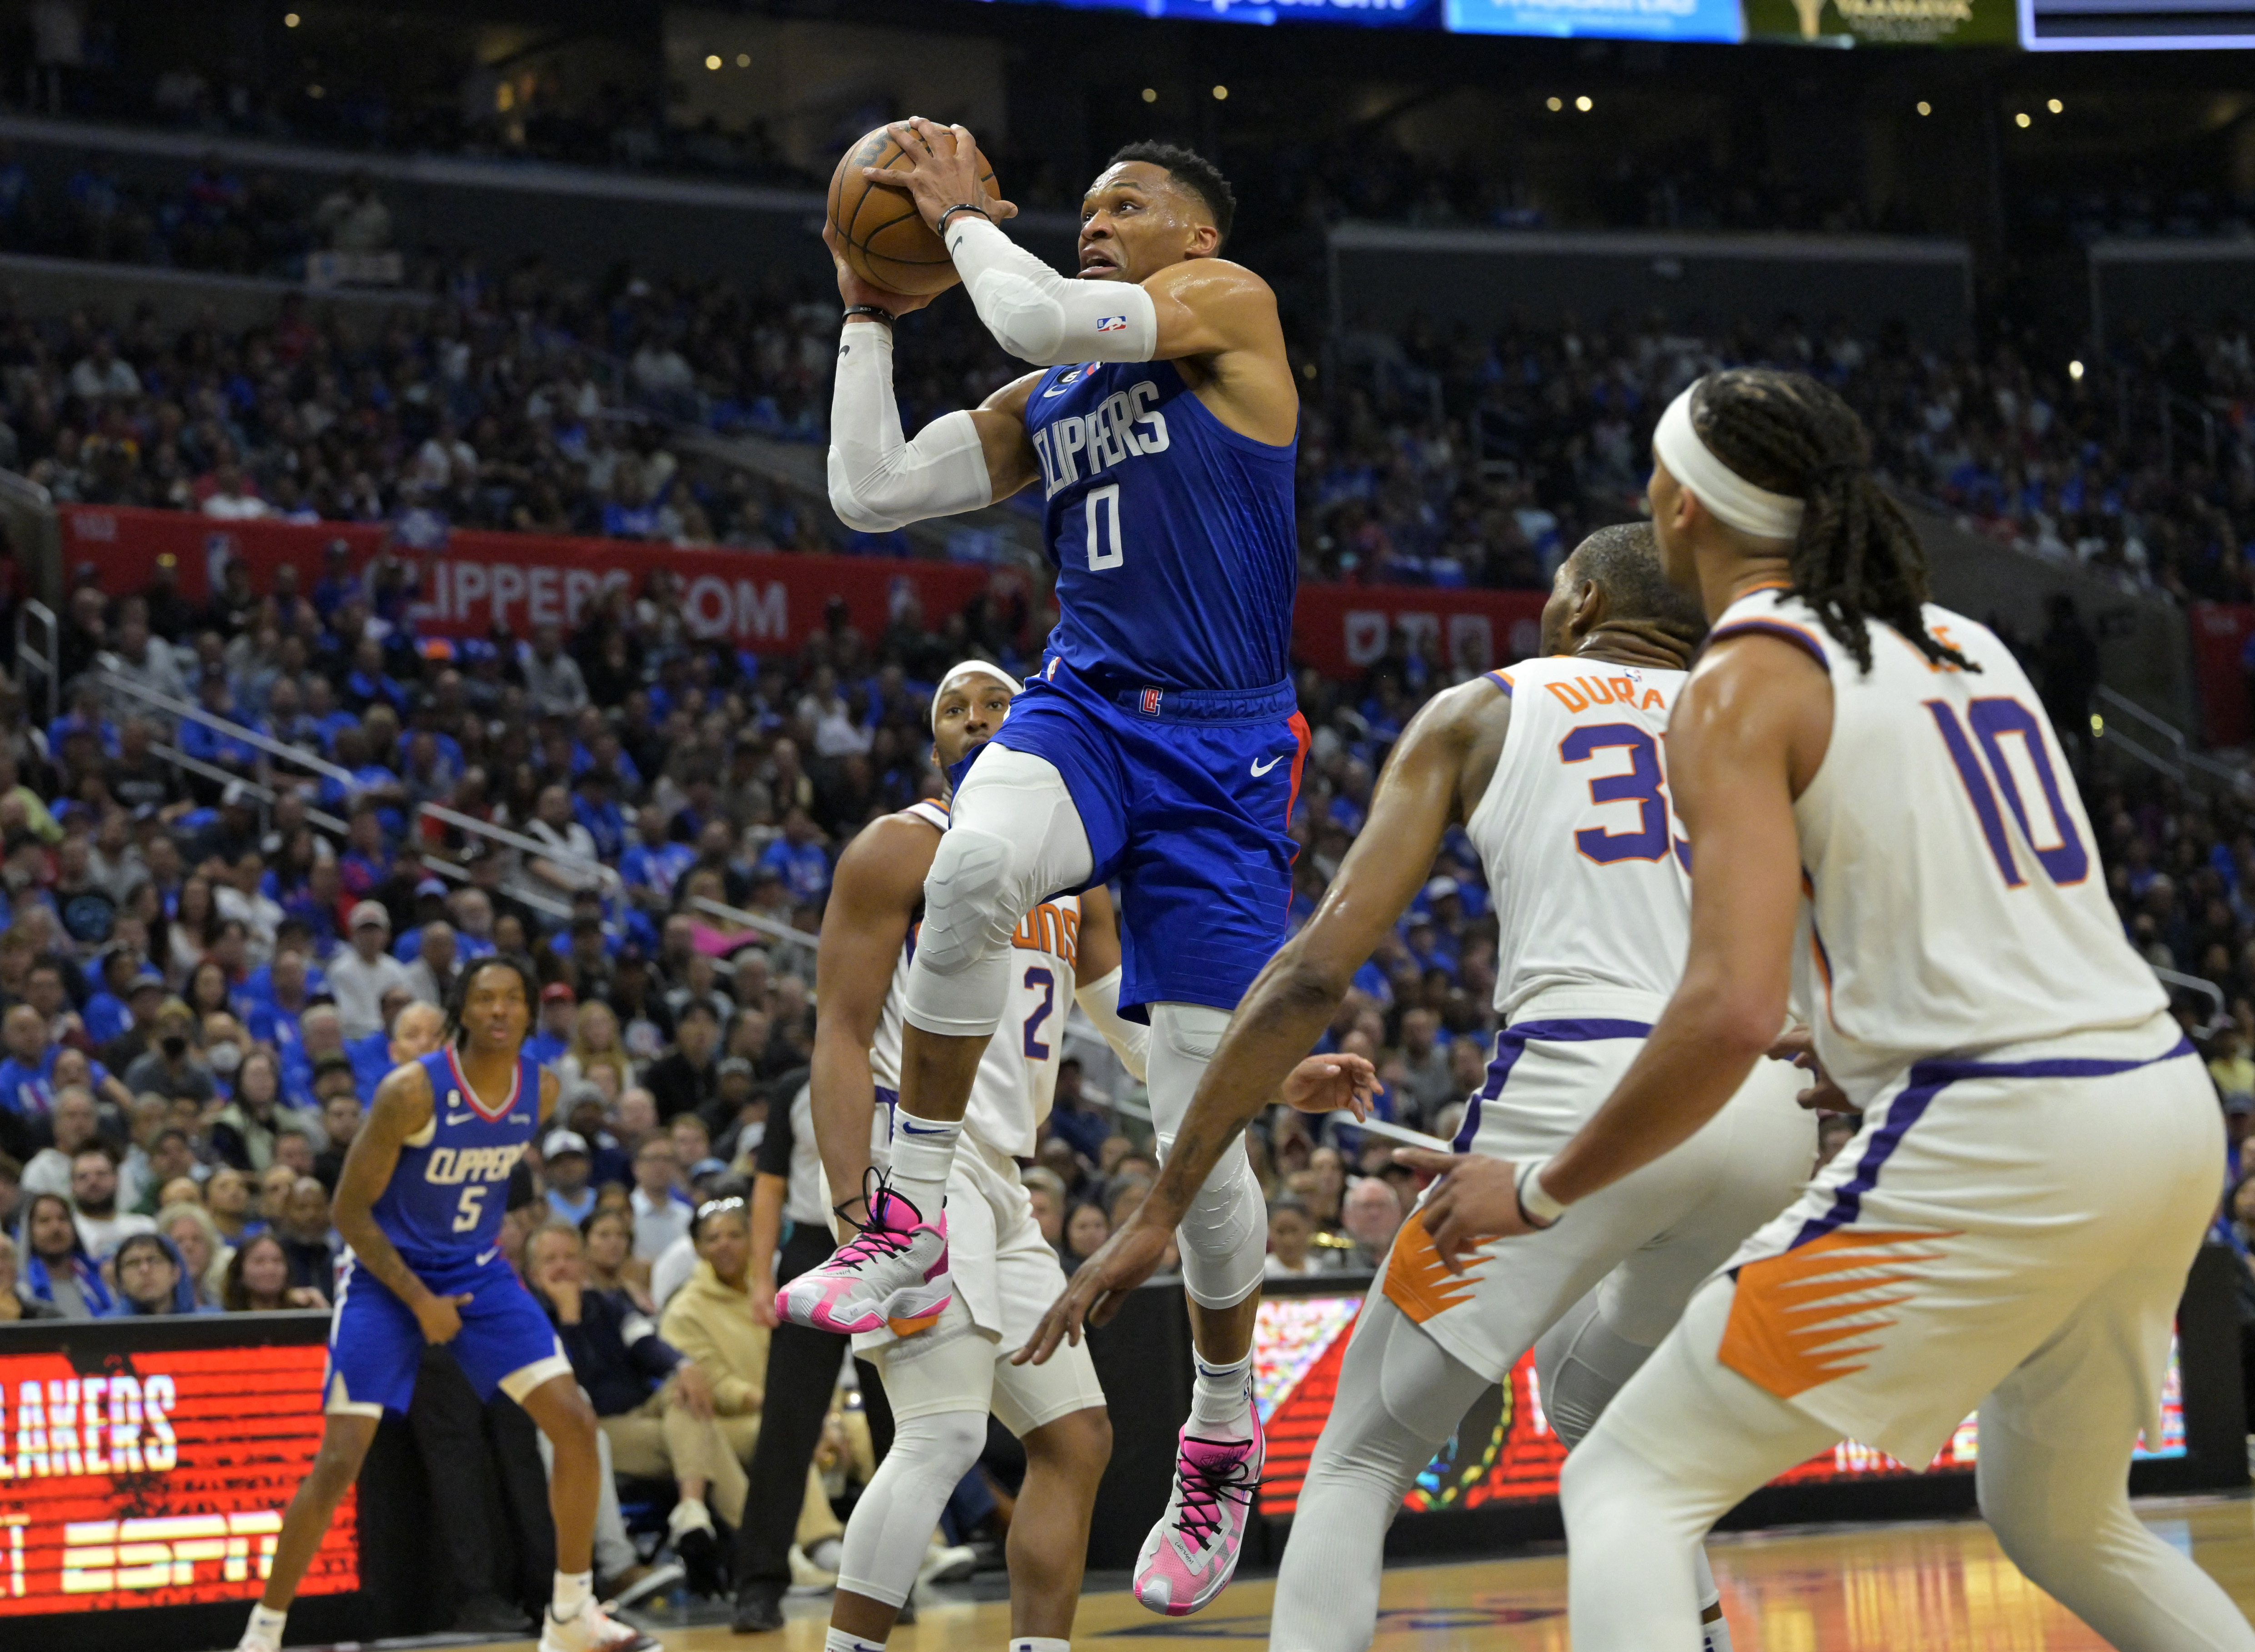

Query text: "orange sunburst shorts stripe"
[1382, 1207, 1487, 1325]
[1717, 1228, 1957, 1401]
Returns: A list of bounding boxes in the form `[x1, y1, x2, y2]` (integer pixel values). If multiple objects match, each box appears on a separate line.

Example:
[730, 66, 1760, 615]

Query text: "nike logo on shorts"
[476, 1246, 500, 1266]
[1250, 754, 1284, 776]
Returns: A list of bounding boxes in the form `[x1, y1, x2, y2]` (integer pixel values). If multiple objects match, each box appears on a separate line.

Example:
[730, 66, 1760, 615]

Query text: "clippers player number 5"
[792, 118, 1364, 1617]
[234, 956, 651, 1652]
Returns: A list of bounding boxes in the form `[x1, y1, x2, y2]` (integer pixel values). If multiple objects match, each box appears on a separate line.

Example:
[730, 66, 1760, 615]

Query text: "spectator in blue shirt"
[177, 669, 260, 780]
[81, 949, 146, 1047]
[757, 807, 830, 906]
[0, 1003, 61, 1122]
[621, 805, 695, 908]
[574, 769, 628, 864]
[542, 1129, 599, 1226]
[104, 1231, 213, 1317]
[528, 983, 576, 1070]
[301, 676, 359, 754]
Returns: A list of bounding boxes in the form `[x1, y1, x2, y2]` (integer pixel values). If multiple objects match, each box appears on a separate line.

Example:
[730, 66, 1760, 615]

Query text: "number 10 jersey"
[1706, 587, 2163, 1107]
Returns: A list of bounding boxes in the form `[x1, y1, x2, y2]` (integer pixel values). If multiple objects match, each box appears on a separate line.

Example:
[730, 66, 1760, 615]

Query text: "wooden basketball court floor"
[395, 1492, 2255, 1652]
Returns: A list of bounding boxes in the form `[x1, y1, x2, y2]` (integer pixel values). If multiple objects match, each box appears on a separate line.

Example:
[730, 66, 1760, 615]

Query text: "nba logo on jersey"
[1097, 315, 1128, 333]
[1141, 686, 1164, 716]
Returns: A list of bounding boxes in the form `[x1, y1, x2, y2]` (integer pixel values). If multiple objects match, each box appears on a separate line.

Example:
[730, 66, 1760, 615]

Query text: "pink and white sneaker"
[775, 1178, 952, 1337]
[1132, 1415, 1264, 1617]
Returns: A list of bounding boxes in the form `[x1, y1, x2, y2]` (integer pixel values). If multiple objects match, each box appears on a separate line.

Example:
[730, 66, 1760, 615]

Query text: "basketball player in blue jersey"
[234, 956, 654, 1652]
[788, 118, 1305, 1613]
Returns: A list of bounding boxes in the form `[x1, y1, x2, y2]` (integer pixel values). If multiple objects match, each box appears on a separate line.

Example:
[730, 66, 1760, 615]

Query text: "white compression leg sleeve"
[903, 746, 1092, 1040]
[827, 322, 992, 533]
[1148, 1002, 1268, 1311]
[1536, 1292, 1723, 1621]
[944, 217, 1158, 366]
[838, 1312, 996, 1609]
[1269, 1295, 1492, 1652]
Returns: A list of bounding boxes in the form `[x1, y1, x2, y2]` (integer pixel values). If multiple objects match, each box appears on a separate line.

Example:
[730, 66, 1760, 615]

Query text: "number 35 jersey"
[870, 801, 1082, 1160]
[1466, 655, 1694, 1029]
[1708, 588, 2163, 1106]
[367, 1046, 540, 1268]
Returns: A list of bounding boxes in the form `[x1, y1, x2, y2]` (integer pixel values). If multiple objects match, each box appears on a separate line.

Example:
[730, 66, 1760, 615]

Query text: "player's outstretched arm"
[824, 224, 1040, 535]
[1402, 634, 1830, 1266]
[333, 1063, 468, 1343]
[809, 814, 934, 1234]
[1015, 682, 1501, 1364]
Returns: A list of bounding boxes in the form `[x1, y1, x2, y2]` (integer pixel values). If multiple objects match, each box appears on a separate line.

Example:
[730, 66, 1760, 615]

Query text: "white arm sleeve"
[1072, 966, 1150, 1083]
[826, 322, 993, 534]
[946, 216, 1158, 367]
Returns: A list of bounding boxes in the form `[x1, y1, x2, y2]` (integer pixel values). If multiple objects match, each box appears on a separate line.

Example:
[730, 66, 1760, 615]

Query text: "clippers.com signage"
[0, 1343, 354, 1616]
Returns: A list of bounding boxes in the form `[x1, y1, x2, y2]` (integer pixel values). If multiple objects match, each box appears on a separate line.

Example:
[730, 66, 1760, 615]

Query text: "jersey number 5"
[1559, 723, 1677, 865]
[453, 1185, 486, 1233]
[1927, 697, 2089, 887]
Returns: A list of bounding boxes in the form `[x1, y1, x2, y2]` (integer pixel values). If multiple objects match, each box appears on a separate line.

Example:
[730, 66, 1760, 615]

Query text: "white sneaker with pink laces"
[1132, 1412, 1265, 1616]
[775, 1179, 952, 1337]
[537, 1597, 658, 1652]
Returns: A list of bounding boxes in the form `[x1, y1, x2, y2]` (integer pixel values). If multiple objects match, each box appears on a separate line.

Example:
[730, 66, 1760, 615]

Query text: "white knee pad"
[1533, 1292, 1661, 1451]
[1149, 1001, 1266, 1310]
[836, 1406, 987, 1608]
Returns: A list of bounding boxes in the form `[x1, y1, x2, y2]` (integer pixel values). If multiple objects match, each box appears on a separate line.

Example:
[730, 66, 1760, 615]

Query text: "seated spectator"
[580, 1204, 654, 1310]
[313, 1090, 364, 1189]
[205, 1164, 260, 1244]
[1340, 1177, 1403, 1270]
[1062, 1202, 1109, 1274]
[1022, 1168, 1066, 1249]
[525, 1220, 740, 1595]
[326, 902, 412, 1040]
[72, 1142, 155, 1261]
[629, 1136, 691, 1262]
[543, 1130, 599, 1226]
[157, 1199, 231, 1307]
[645, 999, 721, 1125]
[1264, 1198, 1326, 1279]
[1044, 1059, 1110, 1168]
[19, 1085, 102, 1199]
[17, 1191, 113, 1317]
[209, 1046, 315, 1172]
[223, 1229, 326, 1311]
[123, 999, 215, 1105]
[275, 1176, 338, 1301]
[256, 1162, 299, 1232]
[105, 1231, 213, 1316]
[0, 1229, 64, 1320]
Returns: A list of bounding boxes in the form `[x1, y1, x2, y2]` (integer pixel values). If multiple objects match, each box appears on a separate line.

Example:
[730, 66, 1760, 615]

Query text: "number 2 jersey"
[367, 1045, 541, 1267]
[1467, 654, 1694, 1028]
[871, 800, 1081, 1160]
[1707, 588, 2165, 1105]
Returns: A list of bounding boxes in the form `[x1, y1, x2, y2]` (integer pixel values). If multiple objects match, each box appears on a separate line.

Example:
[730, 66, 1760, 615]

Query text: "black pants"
[406, 1346, 554, 1617]
[733, 1225, 898, 1586]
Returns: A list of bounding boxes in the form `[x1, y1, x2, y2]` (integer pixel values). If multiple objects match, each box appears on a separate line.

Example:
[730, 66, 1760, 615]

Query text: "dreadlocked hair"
[1690, 368, 1972, 675]
[443, 951, 543, 1049]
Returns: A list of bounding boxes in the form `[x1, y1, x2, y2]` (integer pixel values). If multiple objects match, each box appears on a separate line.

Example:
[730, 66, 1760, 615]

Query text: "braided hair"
[1690, 368, 1970, 674]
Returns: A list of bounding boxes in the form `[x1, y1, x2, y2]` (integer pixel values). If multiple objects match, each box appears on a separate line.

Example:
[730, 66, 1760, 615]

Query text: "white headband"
[930, 661, 1020, 730]
[1653, 383, 1807, 541]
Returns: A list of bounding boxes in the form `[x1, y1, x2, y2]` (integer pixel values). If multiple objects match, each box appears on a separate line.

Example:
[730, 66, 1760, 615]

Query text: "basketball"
[827, 121, 1002, 297]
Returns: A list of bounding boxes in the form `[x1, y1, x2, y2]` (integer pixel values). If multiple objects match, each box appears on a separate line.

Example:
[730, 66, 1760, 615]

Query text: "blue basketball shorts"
[978, 660, 1308, 1016]
[323, 1246, 569, 1417]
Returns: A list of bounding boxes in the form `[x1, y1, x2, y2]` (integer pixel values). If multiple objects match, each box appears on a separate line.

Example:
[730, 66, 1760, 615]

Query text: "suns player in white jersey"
[786, 660, 1144, 1652]
[1026, 524, 1810, 1651]
[1405, 369, 2251, 1652]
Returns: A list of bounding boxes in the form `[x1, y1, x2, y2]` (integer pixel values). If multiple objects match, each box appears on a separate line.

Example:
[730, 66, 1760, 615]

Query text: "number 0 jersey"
[1466, 655, 1694, 1026]
[870, 801, 1082, 1159]
[367, 1045, 541, 1267]
[1709, 588, 2165, 1106]
[1022, 357, 1297, 696]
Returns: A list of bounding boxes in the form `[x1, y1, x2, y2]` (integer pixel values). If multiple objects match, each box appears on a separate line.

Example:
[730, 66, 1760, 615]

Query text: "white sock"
[243, 1603, 288, 1646]
[827, 1627, 888, 1652]
[887, 1116, 962, 1220]
[1012, 1638, 1071, 1652]
[1695, 1546, 1731, 1652]
[551, 1568, 593, 1622]
[1702, 1611, 1735, 1652]
[1189, 1351, 1253, 1435]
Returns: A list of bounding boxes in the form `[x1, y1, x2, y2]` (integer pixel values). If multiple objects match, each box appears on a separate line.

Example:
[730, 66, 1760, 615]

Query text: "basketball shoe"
[537, 1598, 657, 1652]
[775, 1175, 952, 1337]
[1132, 1412, 1265, 1616]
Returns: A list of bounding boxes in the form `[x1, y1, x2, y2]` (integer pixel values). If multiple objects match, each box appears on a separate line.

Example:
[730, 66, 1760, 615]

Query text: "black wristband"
[937, 203, 993, 235]
[842, 305, 894, 326]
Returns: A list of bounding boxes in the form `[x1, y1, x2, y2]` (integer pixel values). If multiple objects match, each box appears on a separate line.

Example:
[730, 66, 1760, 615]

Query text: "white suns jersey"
[870, 800, 1082, 1160]
[1710, 588, 2165, 1104]
[1465, 654, 1694, 1025]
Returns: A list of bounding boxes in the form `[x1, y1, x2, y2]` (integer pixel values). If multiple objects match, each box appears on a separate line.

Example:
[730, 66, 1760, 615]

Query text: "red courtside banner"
[0, 1342, 356, 1615]
[59, 503, 1549, 682]
[1289, 584, 1548, 681]
[56, 505, 995, 654]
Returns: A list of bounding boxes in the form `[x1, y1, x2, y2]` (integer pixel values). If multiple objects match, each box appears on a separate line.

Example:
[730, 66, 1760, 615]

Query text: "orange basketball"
[827, 122, 1002, 298]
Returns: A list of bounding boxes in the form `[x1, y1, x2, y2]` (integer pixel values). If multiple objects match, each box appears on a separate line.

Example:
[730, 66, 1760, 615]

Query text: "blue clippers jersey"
[1023, 358, 1297, 695]
[369, 1045, 540, 1265]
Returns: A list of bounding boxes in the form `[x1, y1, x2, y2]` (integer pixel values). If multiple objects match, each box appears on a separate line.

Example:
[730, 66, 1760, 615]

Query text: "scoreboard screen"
[0, 1334, 355, 1618]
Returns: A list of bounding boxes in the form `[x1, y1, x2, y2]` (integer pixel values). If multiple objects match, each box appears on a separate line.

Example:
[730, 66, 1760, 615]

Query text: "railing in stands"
[100, 668, 356, 785]
[17, 598, 57, 725]
[691, 894, 817, 956]
[2153, 967, 2230, 1040]
[2093, 685, 2250, 796]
